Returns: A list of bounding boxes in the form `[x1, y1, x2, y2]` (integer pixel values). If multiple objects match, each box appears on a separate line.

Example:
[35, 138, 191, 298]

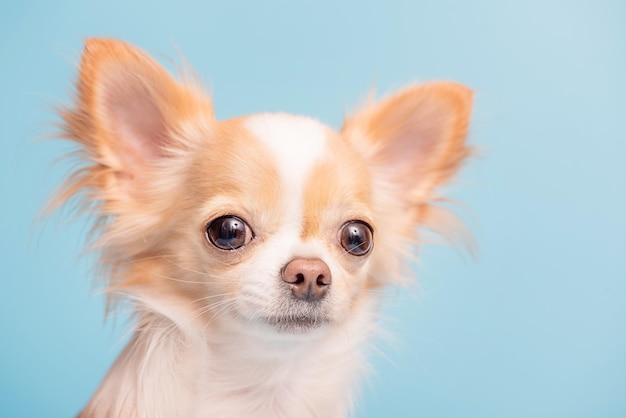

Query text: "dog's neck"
[80, 291, 378, 418]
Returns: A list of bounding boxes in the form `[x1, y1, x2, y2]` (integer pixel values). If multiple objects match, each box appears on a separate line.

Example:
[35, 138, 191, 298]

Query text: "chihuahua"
[54, 38, 472, 417]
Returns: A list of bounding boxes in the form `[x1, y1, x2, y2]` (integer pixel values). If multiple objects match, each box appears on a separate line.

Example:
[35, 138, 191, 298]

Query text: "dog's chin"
[262, 315, 332, 334]
[223, 306, 334, 337]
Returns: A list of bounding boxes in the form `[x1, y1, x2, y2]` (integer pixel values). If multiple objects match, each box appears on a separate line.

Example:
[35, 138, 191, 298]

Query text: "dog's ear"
[63, 38, 213, 200]
[342, 82, 472, 212]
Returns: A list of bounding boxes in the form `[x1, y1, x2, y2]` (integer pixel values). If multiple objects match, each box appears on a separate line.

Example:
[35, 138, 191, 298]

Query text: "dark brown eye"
[340, 221, 374, 256]
[206, 216, 253, 250]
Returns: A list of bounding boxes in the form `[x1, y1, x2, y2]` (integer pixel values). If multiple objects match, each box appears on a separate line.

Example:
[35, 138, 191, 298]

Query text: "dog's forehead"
[241, 113, 371, 241]
[243, 113, 343, 240]
[243, 113, 330, 184]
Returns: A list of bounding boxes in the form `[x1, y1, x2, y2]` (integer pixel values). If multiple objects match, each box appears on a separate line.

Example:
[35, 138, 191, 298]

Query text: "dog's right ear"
[62, 38, 213, 201]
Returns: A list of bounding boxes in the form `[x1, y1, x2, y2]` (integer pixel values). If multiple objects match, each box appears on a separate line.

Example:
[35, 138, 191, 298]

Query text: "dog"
[53, 38, 472, 418]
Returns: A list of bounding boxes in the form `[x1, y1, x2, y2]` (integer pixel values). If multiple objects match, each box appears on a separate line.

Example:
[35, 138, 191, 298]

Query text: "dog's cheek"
[323, 258, 368, 319]
[226, 257, 284, 319]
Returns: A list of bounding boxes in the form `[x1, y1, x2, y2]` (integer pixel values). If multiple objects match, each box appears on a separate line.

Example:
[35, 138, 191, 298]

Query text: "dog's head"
[58, 39, 472, 336]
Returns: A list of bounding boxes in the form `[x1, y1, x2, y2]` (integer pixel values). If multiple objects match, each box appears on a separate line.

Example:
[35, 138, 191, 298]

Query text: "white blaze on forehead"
[244, 112, 329, 240]
[244, 113, 328, 184]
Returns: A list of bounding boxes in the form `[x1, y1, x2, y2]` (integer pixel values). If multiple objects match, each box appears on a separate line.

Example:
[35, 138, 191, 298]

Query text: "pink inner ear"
[378, 102, 452, 184]
[103, 75, 167, 170]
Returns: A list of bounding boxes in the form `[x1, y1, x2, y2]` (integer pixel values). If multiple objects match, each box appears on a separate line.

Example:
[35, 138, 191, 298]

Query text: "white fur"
[244, 112, 328, 230]
[244, 113, 328, 195]
[84, 290, 378, 418]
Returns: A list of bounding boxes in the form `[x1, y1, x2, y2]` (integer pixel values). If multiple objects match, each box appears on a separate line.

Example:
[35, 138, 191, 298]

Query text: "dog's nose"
[281, 258, 332, 302]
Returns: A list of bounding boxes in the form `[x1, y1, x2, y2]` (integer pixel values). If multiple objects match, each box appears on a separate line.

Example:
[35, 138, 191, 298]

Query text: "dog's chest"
[187, 334, 361, 418]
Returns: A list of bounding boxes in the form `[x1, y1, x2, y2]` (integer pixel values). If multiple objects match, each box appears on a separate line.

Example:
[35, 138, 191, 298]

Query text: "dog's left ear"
[342, 82, 473, 211]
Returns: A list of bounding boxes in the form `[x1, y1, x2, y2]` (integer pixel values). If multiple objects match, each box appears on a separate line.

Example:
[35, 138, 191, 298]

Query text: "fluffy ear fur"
[60, 38, 213, 202]
[342, 82, 472, 209]
[55, 39, 215, 273]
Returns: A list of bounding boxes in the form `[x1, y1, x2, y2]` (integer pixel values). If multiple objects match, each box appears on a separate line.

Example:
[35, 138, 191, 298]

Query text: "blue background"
[1, 1, 624, 417]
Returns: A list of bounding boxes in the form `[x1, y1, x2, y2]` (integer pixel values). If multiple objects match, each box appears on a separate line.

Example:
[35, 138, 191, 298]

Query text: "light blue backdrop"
[1, 1, 624, 417]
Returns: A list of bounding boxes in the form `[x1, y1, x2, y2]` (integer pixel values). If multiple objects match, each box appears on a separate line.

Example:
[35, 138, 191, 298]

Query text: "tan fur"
[301, 130, 372, 241]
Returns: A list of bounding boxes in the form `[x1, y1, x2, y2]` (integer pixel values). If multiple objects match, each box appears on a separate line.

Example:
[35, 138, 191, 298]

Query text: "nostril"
[295, 273, 305, 285]
[316, 275, 327, 286]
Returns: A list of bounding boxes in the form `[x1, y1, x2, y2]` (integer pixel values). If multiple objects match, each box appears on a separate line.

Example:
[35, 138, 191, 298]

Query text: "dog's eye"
[339, 221, 373, 256]
[206, 216, 253, 250]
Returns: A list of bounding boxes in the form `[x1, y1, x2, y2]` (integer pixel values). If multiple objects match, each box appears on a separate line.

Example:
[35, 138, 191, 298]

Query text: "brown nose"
[281, 258, 332, 302]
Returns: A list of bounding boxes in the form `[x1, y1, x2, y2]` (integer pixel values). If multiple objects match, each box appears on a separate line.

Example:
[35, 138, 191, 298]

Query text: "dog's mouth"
[263, 315, 331, 333]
